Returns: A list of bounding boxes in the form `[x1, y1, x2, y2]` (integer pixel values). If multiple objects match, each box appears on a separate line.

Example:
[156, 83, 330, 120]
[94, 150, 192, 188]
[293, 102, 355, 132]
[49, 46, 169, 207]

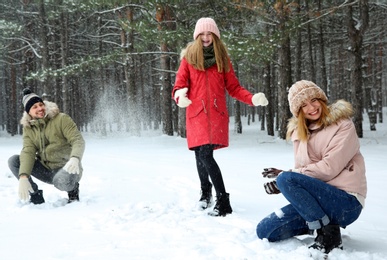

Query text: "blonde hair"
[286, 99, 329, 142]
[184, 33, 230, 73]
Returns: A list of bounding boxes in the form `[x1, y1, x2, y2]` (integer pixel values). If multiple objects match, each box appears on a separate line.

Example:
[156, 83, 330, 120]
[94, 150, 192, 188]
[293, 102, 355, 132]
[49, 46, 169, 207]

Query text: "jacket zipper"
[205, 70, 212, 144]
[38, 119, 47, 164]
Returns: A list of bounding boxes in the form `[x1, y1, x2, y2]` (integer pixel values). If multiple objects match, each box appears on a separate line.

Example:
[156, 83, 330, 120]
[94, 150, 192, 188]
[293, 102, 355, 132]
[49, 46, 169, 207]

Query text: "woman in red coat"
[172, 17, 269, 216]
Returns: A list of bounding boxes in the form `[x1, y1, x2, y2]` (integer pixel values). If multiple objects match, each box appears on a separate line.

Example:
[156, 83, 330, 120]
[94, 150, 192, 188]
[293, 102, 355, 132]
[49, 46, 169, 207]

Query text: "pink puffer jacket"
[288, 100, 367, 199]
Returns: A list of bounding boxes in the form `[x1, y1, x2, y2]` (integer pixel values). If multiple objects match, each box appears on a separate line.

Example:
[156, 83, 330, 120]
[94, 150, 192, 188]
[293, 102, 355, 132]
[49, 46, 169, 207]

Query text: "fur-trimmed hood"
[20, 101, 60, 128]
[287, 99, 354, 135]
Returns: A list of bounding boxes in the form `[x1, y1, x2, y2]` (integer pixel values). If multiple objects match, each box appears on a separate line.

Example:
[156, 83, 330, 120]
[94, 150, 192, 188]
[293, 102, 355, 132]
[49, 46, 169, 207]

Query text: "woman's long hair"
[184, 33, 230, 73]
[286, 99, 330, 142]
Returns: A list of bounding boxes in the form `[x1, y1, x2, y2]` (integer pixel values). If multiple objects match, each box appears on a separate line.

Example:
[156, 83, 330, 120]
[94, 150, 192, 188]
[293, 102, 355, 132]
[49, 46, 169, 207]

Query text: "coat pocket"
[187, 99, 205, 119]
[213, 98, 227, 117]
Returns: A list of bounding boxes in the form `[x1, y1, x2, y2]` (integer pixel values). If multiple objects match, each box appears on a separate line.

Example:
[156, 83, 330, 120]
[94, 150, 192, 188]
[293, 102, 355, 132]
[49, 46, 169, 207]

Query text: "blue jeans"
[256, 171, 363, 242]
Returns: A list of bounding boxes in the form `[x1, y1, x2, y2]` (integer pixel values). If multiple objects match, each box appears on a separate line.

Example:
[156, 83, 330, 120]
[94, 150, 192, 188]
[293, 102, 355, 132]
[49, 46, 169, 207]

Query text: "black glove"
[264, 180, 281, 194]
[262, 168, 283, 178]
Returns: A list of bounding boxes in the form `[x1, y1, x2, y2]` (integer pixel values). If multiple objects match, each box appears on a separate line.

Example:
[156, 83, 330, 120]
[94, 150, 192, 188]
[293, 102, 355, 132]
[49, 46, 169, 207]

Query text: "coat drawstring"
[201, 100, 207, 114]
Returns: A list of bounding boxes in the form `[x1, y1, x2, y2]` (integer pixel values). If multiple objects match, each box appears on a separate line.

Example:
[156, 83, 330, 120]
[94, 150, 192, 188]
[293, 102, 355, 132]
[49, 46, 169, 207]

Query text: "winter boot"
[198, 183, 213, 210]
[68, 183, 80, 203]
[309, 224, 343, 254]
[30, 190, 45, 204]
[208, 192, 232, 217]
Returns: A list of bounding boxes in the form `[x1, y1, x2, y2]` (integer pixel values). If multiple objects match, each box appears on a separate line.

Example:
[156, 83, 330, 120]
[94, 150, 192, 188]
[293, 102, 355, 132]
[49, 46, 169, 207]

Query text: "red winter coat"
[173, 58, 254, 150]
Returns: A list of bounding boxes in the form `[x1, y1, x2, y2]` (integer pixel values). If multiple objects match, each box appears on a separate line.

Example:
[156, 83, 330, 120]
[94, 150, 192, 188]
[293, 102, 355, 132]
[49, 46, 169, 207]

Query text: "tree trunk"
[123, 7, 140, 136]
[264, 61, 274, 136]
[347, 0, 369, 138]
[233, 63, 242, 134]
[60, 10, 69, 114]
[294, 0, 302, 81]
[364, 45, 376, 131]
[318, 0, 328, 93]
[8, 52, 18, 136]
[305, 1, 316, 83]
[38, 0, 50, 95]
[156, 4, 174, 136]
[277, 3, 292, 139]
[234, 100, 242, 134]
[376, 41, 383, 123]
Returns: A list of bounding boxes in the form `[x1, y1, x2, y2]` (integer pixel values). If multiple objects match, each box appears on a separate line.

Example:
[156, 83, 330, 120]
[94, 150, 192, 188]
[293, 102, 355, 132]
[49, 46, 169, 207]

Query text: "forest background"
[1, 0, 386, 139]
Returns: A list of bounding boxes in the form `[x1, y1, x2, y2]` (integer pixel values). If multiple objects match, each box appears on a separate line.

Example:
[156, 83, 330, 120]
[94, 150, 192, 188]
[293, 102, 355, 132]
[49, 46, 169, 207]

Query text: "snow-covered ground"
[1, 113, 386, 260]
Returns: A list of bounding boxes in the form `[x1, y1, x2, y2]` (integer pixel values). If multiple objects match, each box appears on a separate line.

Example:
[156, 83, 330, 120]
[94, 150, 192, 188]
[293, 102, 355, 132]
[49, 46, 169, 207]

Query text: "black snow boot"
[68, 183, 80, 203]
[198, 183, 213, 210]
[30, 190, 45, 204]
[309, 224, 343, 254]
[208, 192, 232, 217]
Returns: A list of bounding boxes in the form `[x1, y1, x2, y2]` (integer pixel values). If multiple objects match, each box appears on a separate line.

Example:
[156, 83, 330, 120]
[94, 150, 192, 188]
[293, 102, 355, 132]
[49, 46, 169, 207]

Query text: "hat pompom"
[23, 88, 32, 96]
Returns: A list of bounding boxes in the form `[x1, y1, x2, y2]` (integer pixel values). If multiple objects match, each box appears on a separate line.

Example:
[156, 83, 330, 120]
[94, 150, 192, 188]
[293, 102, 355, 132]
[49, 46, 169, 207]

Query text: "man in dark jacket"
[8, 88, 85, 204]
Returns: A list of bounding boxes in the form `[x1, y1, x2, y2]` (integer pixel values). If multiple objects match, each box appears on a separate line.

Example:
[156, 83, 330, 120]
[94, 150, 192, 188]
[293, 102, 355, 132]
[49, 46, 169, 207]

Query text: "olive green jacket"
[19, 101, 85, 176]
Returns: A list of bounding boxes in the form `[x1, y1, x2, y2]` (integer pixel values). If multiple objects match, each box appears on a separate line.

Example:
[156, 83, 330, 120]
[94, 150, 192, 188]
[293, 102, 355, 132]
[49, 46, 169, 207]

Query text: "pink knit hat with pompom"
[288, 80, 328, 117]
[193, 18, 220, 40]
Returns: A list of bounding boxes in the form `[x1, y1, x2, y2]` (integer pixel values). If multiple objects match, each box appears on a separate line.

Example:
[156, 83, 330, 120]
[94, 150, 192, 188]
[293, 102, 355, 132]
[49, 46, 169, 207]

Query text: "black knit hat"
[22, 88, 43, 113]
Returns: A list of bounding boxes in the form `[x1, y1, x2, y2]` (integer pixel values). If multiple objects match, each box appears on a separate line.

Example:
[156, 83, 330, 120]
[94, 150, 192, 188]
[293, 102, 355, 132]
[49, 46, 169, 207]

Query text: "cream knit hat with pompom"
[288, 80, 328, 117]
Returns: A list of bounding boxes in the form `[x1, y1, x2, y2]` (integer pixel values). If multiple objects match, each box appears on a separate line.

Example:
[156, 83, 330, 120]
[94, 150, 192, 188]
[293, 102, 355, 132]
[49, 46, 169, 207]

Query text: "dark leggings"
[194, 145, 226, 196]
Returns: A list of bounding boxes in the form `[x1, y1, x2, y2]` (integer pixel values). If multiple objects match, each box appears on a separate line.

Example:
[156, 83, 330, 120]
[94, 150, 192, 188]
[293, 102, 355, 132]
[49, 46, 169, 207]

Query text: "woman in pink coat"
[172, 17, 268, 216]
[256, 80, 367, 254]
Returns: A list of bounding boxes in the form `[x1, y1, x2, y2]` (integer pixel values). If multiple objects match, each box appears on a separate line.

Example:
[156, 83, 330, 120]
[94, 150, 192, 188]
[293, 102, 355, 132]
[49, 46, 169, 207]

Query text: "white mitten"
[63, 157, 80, 174]
[174, 88, 192, 108]
[252, 93, 269, 106]
[19, 177, 33, 201]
